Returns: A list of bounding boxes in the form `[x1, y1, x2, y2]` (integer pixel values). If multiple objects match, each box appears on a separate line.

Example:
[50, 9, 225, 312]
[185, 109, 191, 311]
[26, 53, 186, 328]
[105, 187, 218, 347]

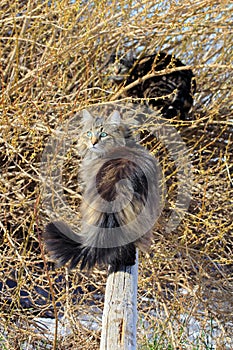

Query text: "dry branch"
[0, 0, 232, 349]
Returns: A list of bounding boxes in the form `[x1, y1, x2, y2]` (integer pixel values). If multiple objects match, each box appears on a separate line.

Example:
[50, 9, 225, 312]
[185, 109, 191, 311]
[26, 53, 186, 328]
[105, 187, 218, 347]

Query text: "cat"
[43, 109, 161, 271]
[107, 51, 196, 120]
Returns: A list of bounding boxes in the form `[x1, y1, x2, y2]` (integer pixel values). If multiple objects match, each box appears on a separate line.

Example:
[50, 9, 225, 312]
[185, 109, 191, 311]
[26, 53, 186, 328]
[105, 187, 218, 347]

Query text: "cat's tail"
[43, 221, 136, 270]
[44, 221, 84, 269]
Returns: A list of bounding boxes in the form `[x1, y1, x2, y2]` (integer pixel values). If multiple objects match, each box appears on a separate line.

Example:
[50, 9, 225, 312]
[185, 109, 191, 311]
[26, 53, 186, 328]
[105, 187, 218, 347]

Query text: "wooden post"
[100, 250, 138, 350]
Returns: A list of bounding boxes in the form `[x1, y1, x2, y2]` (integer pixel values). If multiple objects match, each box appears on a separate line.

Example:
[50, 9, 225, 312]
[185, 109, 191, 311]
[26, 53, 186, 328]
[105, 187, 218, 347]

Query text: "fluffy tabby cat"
[107, 51, 196, 120]
[44, 110, 160, 270]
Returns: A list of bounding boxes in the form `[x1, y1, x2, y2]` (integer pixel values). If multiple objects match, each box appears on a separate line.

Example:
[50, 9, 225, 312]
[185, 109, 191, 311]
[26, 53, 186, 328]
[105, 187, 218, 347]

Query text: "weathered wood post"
[100, 250, 138, 350]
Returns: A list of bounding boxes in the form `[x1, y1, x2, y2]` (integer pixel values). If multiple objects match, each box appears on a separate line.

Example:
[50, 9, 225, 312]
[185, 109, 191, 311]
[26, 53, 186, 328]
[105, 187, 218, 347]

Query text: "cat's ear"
[109, 110, 121, 125]
[82, 109, 93, 124]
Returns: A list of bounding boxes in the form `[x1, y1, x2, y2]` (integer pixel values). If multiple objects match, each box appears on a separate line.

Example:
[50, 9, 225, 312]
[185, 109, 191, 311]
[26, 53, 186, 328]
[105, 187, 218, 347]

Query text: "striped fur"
[44, 110, 160, 270]
[108, 51, 196, 119]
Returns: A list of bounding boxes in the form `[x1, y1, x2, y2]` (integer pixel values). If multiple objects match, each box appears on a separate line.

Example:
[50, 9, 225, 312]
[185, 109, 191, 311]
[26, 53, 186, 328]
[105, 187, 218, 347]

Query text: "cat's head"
[106, 51, 135, 83]
[79, 110, 130, 157]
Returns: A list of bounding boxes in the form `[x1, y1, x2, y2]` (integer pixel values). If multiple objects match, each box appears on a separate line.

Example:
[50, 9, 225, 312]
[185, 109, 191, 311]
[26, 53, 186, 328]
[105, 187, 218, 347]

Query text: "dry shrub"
[0, 1, 232, 349]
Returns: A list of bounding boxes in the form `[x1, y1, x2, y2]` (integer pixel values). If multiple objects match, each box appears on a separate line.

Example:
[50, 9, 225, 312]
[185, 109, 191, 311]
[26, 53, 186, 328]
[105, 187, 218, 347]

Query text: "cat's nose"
[91, 136, 99, 145]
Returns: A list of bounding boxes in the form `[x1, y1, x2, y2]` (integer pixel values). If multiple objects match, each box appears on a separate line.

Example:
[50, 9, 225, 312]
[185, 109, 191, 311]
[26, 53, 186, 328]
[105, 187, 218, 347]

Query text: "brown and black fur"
[44, 110, 161, 271]
[107, 51, 196, 120]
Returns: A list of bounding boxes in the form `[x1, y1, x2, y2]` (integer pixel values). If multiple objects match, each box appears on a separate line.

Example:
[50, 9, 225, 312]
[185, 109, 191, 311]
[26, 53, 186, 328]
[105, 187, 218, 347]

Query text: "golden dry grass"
[0, 1, 232, 349]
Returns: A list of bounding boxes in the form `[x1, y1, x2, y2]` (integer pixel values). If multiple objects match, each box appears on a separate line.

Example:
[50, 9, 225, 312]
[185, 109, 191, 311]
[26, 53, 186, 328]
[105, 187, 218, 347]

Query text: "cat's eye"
[87, 131, 92, 137]
[100, 132, 108, 138]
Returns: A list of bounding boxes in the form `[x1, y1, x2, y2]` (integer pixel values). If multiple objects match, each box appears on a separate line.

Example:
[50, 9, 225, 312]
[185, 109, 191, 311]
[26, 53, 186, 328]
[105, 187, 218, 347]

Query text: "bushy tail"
[44, 221, 83, 269]
[44, 221, 136, 270]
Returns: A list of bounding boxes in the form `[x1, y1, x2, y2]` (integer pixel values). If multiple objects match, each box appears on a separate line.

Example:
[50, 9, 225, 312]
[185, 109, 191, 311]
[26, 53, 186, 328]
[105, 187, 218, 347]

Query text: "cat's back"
[81, 144, 161, 246]
[83, 144, 157, 178]
[83, 144, 159, 202]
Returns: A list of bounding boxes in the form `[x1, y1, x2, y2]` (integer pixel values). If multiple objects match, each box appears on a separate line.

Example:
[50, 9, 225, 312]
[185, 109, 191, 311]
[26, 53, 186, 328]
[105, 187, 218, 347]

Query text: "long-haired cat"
[107, 51, 196, 120]
[43, 109, 161, 271]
